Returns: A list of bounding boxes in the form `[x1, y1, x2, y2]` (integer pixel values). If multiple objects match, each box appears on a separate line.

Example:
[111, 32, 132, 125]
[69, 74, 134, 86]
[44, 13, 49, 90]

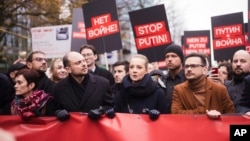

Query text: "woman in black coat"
[115, 54, 169, 120]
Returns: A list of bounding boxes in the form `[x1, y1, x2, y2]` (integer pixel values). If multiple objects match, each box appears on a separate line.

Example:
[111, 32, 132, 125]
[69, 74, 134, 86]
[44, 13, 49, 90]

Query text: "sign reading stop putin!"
[135, 21, 170, 49]
[129, 4, 172, 62]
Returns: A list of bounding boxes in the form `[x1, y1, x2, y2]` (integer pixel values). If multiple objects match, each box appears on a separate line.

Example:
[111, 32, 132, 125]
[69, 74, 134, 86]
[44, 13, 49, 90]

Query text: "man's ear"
[9, 71, 16, 79]
[65, 66, 71, 73]
[94, 54, 98, 61]
[26, 62, 32, 69]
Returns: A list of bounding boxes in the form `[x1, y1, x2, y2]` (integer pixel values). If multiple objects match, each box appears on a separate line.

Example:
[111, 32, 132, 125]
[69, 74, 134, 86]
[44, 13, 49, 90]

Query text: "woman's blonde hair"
[130, 54, 149, 69]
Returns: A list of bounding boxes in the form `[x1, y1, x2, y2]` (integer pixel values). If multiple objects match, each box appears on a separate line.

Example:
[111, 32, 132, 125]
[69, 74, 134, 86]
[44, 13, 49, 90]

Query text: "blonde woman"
[49, 58, 68, 83]
[114, 54, 168, 120]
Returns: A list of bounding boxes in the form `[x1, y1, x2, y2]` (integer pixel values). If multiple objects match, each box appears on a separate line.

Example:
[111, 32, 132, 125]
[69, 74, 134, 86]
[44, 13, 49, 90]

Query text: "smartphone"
[211, 67, 218, 74]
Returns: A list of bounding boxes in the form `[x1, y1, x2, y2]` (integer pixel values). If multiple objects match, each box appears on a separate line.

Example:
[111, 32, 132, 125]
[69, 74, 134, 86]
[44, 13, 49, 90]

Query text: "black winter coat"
[115, 74, 169, 114]
[52, 73, 114, 112]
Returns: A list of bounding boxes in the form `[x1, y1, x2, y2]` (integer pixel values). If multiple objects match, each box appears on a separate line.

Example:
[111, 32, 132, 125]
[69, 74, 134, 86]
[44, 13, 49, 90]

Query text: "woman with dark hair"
[218, 62, 233, 81]
[10, 68, 69, 121]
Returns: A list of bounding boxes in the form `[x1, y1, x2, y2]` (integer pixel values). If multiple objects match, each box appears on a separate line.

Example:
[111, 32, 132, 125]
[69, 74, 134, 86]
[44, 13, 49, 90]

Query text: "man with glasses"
[26, 51, 54, 94]
[171, 52, 235, 119]
[80, 44, 115, 86]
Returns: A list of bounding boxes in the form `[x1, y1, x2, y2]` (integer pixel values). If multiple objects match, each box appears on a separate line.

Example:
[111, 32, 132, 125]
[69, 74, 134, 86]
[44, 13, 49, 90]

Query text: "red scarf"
[11, 90, 51, 117]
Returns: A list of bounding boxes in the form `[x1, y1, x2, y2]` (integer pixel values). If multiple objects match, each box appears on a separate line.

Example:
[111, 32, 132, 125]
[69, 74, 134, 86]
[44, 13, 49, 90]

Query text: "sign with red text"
[245, 23, 250, 53]
[129, 5, 172, 62]
[71, 8, 87, 52]
[31, 25, 72, 58]
[82, 0, 122, 53]
[183, 30, 211, 66]
[211, 12, 245, 61]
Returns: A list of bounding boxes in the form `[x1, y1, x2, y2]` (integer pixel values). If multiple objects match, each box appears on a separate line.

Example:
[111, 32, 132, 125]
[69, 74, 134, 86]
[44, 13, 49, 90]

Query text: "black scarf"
[121, 74, 158, 98]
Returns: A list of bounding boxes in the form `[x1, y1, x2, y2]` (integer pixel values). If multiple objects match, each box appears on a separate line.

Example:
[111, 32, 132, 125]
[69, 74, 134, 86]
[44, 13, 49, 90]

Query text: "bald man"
[224, 49, 250, 107]
[51, 52, 114, 113]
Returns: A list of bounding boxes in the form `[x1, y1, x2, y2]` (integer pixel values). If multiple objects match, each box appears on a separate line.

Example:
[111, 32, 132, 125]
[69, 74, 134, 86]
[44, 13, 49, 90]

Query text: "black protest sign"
[129, 4, 172, 62]
[82, 0, 122, 53]
[71, 8, 87, 52]
[211, 12, 245, 61]
[183, 30, 211, 66]
[245, 23, 250, 53]
[183, 30, 211, 55]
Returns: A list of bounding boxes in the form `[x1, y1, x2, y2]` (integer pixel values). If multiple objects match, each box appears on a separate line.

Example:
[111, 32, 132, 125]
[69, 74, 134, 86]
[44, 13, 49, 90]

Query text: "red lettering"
[135, 33, 171, 49]
[91, 14, 111, 26]
[135, 21, 166, 37]
[213, 36, 245, 49]
[86, 21, 119, 40]
[213, 24, 242, 38]
[73, 32, 86, 38]
[43, 29, 53, 32]
[78, 22, 85, 28]
[188, 43, 206, 49]
[184, 48, 211, 55]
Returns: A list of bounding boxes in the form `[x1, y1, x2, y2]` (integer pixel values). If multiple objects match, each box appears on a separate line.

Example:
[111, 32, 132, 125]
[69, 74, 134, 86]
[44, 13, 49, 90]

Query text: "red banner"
[0, 113, 250, 141]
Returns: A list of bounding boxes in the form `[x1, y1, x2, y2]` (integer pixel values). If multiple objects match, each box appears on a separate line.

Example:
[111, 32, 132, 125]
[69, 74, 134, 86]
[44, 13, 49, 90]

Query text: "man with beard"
[51, 52, 114, 117]
[224, 50, 250, 107]
[26, 51, 54, 94]
[161, 44, 186, 113]
[171, 53, 235, 119]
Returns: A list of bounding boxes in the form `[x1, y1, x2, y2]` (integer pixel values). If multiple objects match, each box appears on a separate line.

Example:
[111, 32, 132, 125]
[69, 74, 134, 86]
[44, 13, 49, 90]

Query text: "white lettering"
[234, 129, 247, 136]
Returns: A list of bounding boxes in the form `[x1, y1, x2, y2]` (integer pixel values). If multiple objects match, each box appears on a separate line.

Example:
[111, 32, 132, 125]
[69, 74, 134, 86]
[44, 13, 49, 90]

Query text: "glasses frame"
[32, 57, 48, 62]
[184, 64, 204, 69]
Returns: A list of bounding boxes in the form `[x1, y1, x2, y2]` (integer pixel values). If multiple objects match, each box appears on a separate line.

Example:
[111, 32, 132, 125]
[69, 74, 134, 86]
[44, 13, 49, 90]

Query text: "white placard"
[31, 25, 72, 58]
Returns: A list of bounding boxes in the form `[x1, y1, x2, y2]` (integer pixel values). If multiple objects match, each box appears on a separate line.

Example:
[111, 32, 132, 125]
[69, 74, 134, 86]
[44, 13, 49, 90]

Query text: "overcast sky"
[172, 0, 248, 30]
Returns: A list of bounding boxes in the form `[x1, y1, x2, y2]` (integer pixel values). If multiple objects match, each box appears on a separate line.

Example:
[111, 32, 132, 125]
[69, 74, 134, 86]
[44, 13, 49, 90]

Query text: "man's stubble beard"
[169, 64, 181, 72]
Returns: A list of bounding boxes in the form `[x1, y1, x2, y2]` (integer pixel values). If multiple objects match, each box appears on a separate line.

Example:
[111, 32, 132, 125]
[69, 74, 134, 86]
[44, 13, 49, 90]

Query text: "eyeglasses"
[82, 53, 94, 58]
[184, 64, 204, 69]
[32, 57, 47, 62]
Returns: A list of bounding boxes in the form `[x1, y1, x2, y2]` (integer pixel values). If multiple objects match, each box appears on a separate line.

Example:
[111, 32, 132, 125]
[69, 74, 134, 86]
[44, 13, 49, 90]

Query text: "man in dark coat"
[80, 44, 115, 86]
[224, 50, 250, 107]
[161, 43, 186, 113]
[236, 75, 250, 115]
[52, 51, 114, 113]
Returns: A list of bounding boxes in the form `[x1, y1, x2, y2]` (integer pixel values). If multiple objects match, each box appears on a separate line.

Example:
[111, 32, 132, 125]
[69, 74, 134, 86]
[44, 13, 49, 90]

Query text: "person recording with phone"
[207, 67, 224, 84]
[201, 54, 224, 85]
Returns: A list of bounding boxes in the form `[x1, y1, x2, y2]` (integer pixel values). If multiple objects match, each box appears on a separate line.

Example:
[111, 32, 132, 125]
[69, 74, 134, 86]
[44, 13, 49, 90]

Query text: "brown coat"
[171, 78, 235, 114]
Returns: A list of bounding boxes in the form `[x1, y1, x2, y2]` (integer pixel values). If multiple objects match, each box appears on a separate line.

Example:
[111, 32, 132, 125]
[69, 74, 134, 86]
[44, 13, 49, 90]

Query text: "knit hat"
[164, 44, 184, 64]
[149, 70, 164, 77]
[7, 63, 27, 74]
